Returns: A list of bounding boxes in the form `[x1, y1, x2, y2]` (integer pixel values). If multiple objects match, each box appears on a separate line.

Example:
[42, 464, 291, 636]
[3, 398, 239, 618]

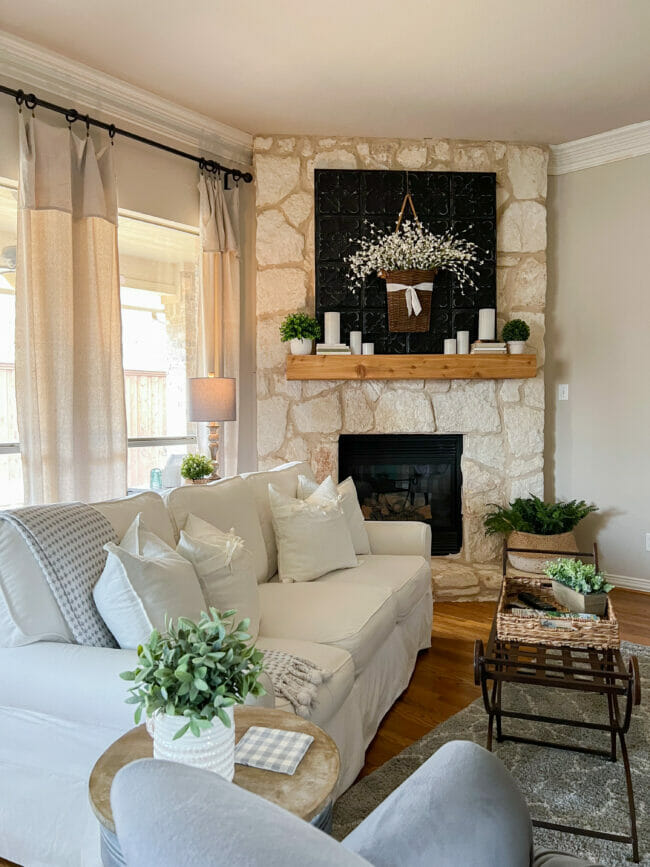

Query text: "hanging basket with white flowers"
[347, 193, 483, 333]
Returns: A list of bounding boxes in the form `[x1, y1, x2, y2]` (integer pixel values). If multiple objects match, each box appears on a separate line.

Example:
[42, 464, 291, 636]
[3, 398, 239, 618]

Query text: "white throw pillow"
[268, 483, 357, 583]
[176, 514, 260, 641]
[93, 513, 207, 649]
[297, 475, 371, 555]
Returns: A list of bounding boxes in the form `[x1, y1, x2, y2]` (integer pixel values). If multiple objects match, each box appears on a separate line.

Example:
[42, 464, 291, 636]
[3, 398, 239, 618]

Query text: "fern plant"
[484, 496, 597, 536]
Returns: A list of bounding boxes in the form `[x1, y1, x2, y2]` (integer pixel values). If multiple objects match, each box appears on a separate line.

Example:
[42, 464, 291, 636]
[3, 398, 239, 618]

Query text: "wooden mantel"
[286, 353, 537, 381]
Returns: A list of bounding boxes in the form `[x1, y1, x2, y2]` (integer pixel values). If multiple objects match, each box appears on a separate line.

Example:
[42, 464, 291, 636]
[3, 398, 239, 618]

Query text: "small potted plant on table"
[181, 453, 214, 485]
[121, 609, 265, 780]
[280, 312, 321, 355]
[545, 558, 613, 616]
[502, 318, 530, 354]
[484, 495, 598, 573]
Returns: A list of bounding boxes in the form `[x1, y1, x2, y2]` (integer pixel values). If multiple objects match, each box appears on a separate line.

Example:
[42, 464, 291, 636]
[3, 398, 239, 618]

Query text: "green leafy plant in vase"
[501, 318, 531, 354]
[121, 609, 265, 779]
[280, 312, 321, 355]
[484, 495, 598, 573]
[545, 558, 613, 616]
[180, 453, 214, 485]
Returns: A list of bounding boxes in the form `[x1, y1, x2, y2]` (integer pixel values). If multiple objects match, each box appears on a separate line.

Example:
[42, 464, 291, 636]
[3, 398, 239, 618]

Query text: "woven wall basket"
[382, 268, 437, 332]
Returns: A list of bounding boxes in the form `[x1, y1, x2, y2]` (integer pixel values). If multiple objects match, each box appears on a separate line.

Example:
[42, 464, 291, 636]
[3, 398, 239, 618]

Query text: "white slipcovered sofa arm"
[365, 521, 431, 559]
[0, 642, 138, 730]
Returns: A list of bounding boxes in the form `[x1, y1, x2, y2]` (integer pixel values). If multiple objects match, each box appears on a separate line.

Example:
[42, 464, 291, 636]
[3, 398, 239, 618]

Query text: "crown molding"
[0, 30, 253, 167]
[549, 121, 650, 175]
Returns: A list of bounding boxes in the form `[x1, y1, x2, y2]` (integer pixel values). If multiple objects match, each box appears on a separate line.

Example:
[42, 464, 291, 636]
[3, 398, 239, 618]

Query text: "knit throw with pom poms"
[262, 650, 331, 718]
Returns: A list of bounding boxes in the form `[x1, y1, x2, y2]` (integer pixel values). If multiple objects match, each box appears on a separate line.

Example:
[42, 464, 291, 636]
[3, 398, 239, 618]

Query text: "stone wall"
[254, 135, 548, 600]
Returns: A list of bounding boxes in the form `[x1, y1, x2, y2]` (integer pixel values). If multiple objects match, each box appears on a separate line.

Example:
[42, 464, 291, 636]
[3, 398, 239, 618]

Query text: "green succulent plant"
[180, 453, 214, 480]
[545, 558, 613, 595]
[502, 318, 530, 342]
[120, 609, 266, 739]
[279, 312, 321, 342]
[483, 496, 597, 536]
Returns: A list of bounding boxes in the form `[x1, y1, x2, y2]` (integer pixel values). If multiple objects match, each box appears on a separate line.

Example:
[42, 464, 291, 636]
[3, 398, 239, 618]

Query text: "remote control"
[517, 592, 557, 612]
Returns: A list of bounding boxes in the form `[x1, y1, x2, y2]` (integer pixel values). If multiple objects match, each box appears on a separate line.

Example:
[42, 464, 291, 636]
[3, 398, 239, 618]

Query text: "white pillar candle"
[350, 331, 362, 354]
[443, 338, 457, 355]
[362, 342, 375, 355]
[324, 312, 341, 345]
[456, 330, 470, 354]
[478, 308, 496, 341]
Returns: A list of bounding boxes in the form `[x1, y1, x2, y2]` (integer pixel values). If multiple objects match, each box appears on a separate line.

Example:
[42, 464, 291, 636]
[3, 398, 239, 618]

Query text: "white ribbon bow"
[386, 281, 433, 317]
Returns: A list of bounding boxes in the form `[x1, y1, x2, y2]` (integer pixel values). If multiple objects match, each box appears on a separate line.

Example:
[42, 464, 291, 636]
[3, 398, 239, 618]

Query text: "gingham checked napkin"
[235, 726, 314, 775]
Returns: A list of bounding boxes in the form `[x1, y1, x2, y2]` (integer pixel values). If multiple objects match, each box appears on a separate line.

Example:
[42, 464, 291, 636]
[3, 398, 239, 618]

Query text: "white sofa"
[0, 461, 433, 867]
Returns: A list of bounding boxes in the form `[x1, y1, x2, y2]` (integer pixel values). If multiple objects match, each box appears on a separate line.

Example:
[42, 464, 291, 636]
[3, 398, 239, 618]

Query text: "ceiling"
[0, 0, 648, 144]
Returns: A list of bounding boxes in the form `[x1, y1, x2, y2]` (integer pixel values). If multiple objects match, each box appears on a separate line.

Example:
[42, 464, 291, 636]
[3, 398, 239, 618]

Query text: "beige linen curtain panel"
[198, 172, 240, 477]
[16, 115, 127, 504]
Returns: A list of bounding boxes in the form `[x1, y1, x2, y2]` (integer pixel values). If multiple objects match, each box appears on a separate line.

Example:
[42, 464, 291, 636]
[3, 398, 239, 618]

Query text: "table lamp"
[188, 375, 236, 479]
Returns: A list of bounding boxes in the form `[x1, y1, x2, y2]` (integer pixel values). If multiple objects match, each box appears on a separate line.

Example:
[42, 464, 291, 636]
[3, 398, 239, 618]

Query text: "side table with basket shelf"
[474, 542, 642, 862]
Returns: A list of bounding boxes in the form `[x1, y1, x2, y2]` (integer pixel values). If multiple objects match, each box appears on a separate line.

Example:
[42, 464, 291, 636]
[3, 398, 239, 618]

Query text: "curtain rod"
[0, 84, 253, 184]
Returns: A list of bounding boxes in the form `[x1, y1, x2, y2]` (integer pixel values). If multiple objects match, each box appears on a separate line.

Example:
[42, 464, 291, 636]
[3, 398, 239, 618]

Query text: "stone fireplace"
[254, 134, 548, 600]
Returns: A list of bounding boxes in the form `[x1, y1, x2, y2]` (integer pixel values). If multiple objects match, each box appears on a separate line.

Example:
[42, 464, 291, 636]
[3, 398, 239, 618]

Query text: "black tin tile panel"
[314, 169, 496, 354]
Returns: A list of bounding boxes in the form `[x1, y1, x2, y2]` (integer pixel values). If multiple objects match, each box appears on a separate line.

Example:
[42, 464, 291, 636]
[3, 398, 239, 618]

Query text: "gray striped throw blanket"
[0, 503, 118, 647]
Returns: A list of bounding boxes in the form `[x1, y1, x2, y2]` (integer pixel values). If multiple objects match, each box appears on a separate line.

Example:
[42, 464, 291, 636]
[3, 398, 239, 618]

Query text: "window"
[0, 182, 20, 509]
[0, 194, 201, 504]
[118, 214, 201, 490]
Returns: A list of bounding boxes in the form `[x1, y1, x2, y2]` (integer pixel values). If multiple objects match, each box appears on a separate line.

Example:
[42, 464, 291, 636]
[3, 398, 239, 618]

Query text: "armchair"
[111, 740, 603, 867]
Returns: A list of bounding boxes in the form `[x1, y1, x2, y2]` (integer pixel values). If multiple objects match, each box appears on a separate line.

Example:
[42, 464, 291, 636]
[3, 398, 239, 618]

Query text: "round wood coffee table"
[89, 707, 340, 867]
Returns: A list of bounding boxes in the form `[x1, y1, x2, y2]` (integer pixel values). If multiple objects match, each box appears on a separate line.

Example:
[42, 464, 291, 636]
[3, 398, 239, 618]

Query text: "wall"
[254, 134, 548, 599]
[546, 154, 650, 586]
[0, 96, 258, 472]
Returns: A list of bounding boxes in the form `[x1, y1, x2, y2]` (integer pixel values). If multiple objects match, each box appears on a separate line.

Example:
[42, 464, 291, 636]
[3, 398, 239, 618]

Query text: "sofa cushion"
[298, 475, 371, 555]
[0, 521, 73, 647]
[164, 477, 268, 584]
[94, 514, 207, 649]
[269, 482, 357, 583]
[258, 582, 397, 675]
[177, 514, 260, 641]
[241, 462, 315, 581]
[93, 491, 177, 549]
[319, 555, 431, 622]
[255, 636, 355, 727]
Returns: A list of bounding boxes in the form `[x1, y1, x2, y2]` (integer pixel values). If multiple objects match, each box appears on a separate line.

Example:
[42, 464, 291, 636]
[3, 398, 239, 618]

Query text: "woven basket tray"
[497, 576, 619, 649]
[382, 269, 436, 332]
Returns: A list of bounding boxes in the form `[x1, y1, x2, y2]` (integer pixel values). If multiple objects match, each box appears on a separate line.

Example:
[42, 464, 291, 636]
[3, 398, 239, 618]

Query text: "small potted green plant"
[121, 609, 265, 780]
[279, 312, 321, 355]
[181, 453, 214, 485]
[545, 558, 613, 616]
[501, 318, 530, 354]
[484, 495, 598, 572]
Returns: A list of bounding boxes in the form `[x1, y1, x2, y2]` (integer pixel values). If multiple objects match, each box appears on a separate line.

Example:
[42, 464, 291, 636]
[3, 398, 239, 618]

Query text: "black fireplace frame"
[338, 433, 463, 556]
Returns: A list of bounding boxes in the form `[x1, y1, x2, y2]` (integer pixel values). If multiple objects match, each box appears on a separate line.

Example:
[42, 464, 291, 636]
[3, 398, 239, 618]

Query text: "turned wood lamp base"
[207, 421, 221, 480]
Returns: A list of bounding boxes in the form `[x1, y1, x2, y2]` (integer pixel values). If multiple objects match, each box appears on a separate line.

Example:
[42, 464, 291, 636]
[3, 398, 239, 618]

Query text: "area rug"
[333, 641, 649, 865]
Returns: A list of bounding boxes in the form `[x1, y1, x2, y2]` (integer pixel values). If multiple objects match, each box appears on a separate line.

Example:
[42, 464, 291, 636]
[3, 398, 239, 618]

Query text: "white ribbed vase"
[150, 707, 235, 780]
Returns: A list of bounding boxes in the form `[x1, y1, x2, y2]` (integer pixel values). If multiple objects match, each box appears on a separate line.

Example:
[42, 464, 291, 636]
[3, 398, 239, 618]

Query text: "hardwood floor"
[360, 588, 649, 777]
[1, 589, 646, 867]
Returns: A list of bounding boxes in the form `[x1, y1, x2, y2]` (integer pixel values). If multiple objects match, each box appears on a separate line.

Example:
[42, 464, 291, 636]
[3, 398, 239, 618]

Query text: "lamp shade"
[188, 377, 237, 422]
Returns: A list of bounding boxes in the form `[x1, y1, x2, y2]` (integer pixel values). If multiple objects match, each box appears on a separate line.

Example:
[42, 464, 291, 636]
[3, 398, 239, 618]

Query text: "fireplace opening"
[338, 434, 463, 556]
